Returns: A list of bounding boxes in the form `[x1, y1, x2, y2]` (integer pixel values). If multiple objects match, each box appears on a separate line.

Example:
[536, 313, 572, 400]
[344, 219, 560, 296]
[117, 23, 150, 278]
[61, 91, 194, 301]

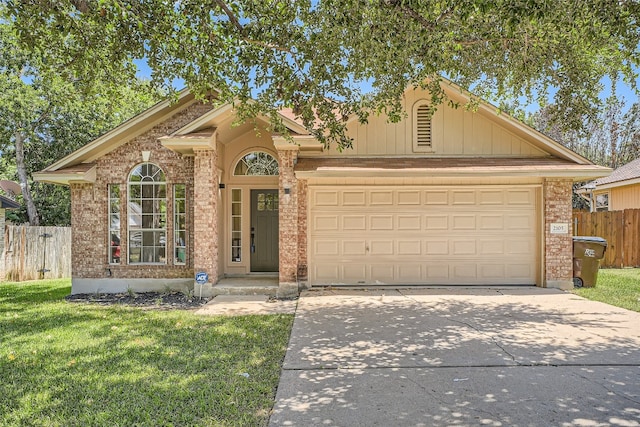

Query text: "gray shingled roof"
[593, 157, 640, 186]
[0, 195, 20, 209]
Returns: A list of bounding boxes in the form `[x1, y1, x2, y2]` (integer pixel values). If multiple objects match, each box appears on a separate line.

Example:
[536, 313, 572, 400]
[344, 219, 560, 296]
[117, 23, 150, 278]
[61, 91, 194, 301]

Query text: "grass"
[573, 268, 640, 313]
[0, 279, 294, 427]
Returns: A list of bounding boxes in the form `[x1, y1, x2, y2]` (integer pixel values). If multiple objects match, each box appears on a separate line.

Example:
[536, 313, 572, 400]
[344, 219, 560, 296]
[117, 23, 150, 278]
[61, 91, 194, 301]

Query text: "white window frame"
[108, 184, 121, 265]
[127, 163, 167, 264]
[174, 184, 187, 265]
[595, 192, 609, 212]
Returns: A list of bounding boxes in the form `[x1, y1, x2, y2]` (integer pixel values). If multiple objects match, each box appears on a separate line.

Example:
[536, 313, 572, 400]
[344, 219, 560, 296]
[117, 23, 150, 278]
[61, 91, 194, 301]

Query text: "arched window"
[128, 163, 167, 264]
[234, 151, 279, 176]
[413, 101, 433, 152]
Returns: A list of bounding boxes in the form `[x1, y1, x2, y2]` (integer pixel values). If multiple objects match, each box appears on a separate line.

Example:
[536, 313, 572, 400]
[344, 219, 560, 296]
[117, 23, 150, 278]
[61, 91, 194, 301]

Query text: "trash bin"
[572, 236, 607, 288]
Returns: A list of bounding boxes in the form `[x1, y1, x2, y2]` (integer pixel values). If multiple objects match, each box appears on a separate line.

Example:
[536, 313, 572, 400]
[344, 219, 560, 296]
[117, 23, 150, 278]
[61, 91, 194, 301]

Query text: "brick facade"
[296, 179, 308, 282]
[544, 178, 574, 289]
[277, 148, 299, 296]
[71, 102, 213, 281]
[193, 149, 219, 283]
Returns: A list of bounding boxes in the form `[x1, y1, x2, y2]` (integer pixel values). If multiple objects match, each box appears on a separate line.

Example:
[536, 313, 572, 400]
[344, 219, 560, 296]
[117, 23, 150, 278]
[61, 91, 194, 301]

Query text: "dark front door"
[250, 189, 279, 272]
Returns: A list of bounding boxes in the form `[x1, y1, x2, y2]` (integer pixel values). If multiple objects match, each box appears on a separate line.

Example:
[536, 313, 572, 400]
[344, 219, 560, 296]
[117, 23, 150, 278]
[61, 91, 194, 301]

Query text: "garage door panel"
[343, 240, 367, 255]
[425, 215, 449, 230]
[398, 240, 422, 255]
[451, 264, 478, 280]
[506, 214, 534, 230]
[398, 264, 422, 281]
[343, 264, 367, 281]
[479, 240, 504, 255]
[507, 189, 535, 205]
[314, 191, 339, 206]
[343, 215, 366, 230]
[343, 191, 366, 206]
[452, 240, 477, 255]
[426, 264, 450, 280]
[452, 215, 476, 230]
[369, 264, 395, 281]
[479, 190, 504, 205]
[479, 215, 504, 230]
[452, 190, 476, 205]
[426, 240, 449, 255]
[424, 191, 448, 205]
[398, 191, 421, 205]
[314, 240, 339, 256]
[308, 186, 538, 285]
[314, 215, 339, 231]
[370, 240, 394, 255]
[371, 190, 394, 205]
[314, 264, 340, 281]
[507, 264, 535, 279]
[398, 215, 421, 230]
[479, 264, 505, 279]
[370, 215, 393, 230]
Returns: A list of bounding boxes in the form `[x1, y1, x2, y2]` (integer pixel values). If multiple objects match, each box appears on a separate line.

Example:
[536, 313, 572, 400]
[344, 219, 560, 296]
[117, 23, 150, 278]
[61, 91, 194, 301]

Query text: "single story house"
[576, 158, 640, 212]
[34, 82, 610, 296]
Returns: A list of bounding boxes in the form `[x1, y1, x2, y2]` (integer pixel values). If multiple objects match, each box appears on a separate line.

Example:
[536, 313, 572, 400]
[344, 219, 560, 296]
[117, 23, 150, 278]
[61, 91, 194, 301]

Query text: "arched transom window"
[234, 151, 279, 176]
[128, 163, 167, 264]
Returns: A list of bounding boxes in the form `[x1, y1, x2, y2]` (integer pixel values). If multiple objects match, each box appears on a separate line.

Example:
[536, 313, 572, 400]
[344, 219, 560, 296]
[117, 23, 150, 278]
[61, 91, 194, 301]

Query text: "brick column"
[544, 178, 574, 289]
[277, 147, 299, 297]
[70, 183, 102, 279]
[193, 149, 219, 285]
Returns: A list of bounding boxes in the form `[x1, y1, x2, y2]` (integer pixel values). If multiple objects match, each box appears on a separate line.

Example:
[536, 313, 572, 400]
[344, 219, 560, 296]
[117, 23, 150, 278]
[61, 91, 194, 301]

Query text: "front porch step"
[207, 276, 279, 297]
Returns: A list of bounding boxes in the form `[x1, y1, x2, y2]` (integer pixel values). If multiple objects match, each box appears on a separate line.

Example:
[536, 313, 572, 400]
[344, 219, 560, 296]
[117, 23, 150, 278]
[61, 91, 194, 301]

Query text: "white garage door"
[308, 186, 539, 285]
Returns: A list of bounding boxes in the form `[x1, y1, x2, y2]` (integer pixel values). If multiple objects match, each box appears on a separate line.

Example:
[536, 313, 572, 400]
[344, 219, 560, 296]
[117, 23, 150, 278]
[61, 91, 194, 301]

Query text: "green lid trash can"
[572, 236, 607, 288]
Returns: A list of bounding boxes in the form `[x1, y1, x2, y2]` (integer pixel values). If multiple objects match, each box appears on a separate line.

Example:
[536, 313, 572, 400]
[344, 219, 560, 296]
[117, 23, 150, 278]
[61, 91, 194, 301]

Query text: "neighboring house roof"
[577, 158, 640, 195]
[0, 195, 20, 209]
[593, 158, 640, 187]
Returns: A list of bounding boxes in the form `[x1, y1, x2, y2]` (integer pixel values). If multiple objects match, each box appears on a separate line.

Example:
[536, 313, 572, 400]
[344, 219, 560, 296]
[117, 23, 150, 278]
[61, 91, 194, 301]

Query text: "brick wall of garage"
[71, 102, 213, 279]
[544, 178, 573, 285]
[297, 179, 308, 281]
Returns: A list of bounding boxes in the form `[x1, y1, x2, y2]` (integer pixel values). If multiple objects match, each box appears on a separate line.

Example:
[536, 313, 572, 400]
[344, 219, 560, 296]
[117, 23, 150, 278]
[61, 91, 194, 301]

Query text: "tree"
[5, 1, 639, 149]
[0, 10, 158, 226]
[531, 97, 640, 209]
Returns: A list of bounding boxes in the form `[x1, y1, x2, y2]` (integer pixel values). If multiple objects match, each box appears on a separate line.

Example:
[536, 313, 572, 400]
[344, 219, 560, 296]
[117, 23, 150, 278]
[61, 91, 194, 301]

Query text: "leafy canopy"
[6, 0, 640, 149]
[0, 6, 159, 225]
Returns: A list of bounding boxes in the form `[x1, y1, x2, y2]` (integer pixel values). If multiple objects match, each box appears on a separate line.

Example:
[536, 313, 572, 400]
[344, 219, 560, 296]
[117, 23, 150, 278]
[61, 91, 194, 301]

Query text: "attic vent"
[413, 102, 434, 152]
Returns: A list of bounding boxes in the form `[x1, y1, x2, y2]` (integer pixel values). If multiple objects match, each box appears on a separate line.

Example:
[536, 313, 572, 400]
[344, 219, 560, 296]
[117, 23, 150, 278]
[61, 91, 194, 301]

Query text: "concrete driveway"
[269, 287, 640, 426]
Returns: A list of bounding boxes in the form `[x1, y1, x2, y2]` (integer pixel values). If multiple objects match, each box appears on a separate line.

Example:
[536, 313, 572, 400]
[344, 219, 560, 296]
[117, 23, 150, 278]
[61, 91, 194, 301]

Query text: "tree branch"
[213, 0, 245, 34]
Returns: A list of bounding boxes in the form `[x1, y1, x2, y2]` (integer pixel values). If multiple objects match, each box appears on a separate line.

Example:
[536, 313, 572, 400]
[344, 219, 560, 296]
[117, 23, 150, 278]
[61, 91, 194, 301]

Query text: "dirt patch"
[65, 291, 212, 310]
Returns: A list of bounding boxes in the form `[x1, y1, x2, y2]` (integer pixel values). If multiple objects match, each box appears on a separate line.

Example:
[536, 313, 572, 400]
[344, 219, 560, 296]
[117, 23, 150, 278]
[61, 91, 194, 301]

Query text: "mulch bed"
[65, 291, 212, 309]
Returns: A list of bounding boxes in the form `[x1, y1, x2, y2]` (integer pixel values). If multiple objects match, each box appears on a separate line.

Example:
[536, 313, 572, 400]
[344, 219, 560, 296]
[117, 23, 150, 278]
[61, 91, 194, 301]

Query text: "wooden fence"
[572, 209, 640, 268]
[2, 225, 71, 281]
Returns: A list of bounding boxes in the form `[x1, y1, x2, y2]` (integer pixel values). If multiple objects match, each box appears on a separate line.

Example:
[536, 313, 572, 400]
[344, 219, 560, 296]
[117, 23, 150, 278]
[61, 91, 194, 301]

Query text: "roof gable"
[319, 80, 593, 164]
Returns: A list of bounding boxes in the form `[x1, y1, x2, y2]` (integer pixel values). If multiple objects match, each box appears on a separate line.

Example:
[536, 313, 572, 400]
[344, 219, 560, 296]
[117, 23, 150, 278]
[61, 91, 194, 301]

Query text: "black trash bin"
[572, 236, 607, 288]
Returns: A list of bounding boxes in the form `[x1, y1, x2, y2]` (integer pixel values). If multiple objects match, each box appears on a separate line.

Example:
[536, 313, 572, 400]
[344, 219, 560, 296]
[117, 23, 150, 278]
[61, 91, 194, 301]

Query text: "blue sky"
[134, 59, 639, 115]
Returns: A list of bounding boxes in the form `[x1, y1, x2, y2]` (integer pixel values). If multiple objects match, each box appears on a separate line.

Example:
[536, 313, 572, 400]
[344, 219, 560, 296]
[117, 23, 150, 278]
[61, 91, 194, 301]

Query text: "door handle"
[251, 232, 256, 253]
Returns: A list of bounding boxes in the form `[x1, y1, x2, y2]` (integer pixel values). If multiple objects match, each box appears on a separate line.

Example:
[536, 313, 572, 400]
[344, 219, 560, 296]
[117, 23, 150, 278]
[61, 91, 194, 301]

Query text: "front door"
[250, 189, 279, 272]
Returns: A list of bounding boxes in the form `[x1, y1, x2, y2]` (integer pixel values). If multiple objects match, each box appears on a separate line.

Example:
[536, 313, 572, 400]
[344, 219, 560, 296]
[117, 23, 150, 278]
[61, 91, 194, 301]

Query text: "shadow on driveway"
[270, 287, 640, 426]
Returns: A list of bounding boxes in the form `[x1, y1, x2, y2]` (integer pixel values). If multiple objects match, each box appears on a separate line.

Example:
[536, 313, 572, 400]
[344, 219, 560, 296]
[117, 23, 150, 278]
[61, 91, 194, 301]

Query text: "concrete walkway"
[269, 287, 640, 426]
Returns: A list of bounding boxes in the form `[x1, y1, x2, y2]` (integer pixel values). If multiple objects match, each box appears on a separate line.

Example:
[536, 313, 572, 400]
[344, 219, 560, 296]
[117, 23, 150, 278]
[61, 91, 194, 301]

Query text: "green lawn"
[573, 268, 640, 313]
[0, 279, 294, 427]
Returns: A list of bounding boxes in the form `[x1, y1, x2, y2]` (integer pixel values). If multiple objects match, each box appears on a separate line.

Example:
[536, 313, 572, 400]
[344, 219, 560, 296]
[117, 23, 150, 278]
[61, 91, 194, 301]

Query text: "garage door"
[308, 186, 539, 285]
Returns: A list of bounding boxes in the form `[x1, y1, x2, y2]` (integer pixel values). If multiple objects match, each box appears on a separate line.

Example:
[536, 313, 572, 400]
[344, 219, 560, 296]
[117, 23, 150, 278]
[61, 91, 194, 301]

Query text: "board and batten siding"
[610, 185, 640, 211]
[311, 88, 547, 157]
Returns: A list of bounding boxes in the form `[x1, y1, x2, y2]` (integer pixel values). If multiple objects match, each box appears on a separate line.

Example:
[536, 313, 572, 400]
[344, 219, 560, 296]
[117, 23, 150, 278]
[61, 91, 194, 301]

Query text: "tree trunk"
[14, 131, 40, 226]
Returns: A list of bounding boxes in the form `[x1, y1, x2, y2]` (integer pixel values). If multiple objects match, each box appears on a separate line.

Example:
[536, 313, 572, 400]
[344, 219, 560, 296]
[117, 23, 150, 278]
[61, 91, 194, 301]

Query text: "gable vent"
[415, 104, 432, 148]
